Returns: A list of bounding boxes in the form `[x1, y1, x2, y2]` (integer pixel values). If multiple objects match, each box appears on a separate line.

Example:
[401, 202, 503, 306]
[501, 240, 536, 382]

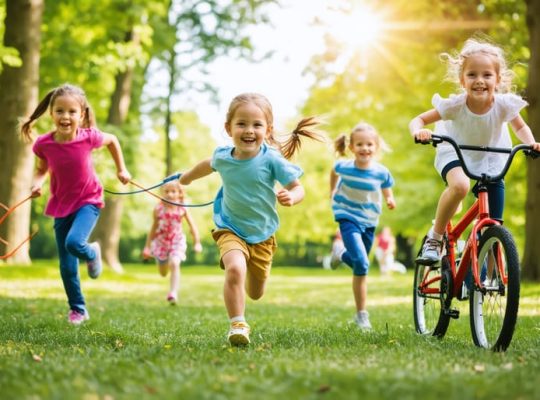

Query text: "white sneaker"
[416, 237, 442, 264]
[87, 242, 103, 279]
[355, 310, 372, 331]
[228, 321, 250, 346]
[329, 245, 345, 270]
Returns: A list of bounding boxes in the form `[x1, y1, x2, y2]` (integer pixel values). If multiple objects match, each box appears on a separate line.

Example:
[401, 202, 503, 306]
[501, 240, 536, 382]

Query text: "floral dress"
[150, 203, 187, 262]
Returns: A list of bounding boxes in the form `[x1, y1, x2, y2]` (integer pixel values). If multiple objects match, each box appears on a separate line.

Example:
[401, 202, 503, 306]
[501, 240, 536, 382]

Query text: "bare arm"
[382, 187, 396, 210]
[102, 132, 131, 184]
[276, 179, 304, 207]
[329, 169, 339, 199]
[142, 206, 159, 258]
[184, 210, 202, 252]
[409, 109, 442, 141]
[179, 159, 213, 185]
[30, 157, 49, 198]
[510, 115, 540, 151]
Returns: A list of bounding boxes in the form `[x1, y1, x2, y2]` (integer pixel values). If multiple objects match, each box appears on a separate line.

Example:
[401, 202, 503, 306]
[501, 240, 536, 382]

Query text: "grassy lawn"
[1, 262, 539, 400]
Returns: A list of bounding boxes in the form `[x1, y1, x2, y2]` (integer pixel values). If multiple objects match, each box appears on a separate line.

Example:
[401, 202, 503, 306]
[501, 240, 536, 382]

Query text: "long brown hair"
[225, 93, 325, 160]
[20, 84, 95, 142]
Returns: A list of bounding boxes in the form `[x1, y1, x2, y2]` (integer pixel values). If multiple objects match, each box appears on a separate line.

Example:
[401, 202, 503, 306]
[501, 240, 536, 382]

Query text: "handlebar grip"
[414, 137, 431, 145]
[163, 173, 182, 183]
[524, 149, 540, 159]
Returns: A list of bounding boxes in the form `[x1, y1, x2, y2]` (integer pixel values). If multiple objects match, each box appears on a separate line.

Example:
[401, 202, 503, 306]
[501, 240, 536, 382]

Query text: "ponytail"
[333, 134, 347, 157]
[280, 116, 325, 160]
[20, 89, 56, 142]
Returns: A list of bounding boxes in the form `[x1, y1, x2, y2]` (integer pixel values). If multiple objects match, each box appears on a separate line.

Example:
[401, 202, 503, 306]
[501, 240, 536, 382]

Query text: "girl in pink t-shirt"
[143, 181, 202, 305]
[21, 84, 131, 325]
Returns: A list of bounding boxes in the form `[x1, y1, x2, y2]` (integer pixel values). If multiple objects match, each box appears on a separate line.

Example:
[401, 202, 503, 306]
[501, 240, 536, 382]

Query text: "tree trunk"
[92, 31, 137, 273]
[0, 0, 43, 264]
[524, 0, 540, 280]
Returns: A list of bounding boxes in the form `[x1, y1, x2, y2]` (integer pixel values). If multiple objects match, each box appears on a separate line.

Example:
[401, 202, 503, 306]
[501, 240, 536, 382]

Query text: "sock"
[428, 228, 443, 241]
[230, 316, 246, 324]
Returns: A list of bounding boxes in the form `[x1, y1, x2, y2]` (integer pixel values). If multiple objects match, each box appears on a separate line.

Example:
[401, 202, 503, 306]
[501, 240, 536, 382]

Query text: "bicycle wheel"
[469, 225, 520, 351]
[413, 238, 451, 337]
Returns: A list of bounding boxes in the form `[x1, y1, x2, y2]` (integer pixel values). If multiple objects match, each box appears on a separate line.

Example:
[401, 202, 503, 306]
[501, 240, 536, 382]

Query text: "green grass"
[1, 262, 539, 400]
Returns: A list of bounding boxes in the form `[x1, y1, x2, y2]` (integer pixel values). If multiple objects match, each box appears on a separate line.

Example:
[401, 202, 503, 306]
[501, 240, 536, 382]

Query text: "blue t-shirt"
[332, 160, 394, 228]
[211, 143, 303, 243]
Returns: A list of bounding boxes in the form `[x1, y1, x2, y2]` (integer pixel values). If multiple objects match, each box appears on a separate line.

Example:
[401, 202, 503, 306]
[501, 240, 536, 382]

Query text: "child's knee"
[225, 263, 246, 285]
[65, 238, 84, 257]
[351, 257, 368, 275]
[449, 180, 469, 198]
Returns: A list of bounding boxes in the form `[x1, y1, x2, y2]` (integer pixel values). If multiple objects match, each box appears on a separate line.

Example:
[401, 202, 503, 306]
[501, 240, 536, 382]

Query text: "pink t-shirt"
[33, 127, 105, 218]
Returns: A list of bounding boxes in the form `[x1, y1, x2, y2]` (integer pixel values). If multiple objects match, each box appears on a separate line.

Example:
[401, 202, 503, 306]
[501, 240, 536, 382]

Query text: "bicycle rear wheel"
[469, 225, 520, 351]
[413, 238, 451, 337]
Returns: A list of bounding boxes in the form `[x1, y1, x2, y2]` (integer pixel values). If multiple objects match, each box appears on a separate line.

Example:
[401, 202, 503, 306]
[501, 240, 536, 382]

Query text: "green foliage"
[1, 264, 540, 399]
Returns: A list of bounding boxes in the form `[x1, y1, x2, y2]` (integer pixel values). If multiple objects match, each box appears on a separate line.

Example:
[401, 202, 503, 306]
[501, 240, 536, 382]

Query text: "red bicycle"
[413, 134, 539, 351]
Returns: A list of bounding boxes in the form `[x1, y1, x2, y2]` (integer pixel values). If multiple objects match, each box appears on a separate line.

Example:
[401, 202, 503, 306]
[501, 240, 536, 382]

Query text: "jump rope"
[1, 173, 213, 259]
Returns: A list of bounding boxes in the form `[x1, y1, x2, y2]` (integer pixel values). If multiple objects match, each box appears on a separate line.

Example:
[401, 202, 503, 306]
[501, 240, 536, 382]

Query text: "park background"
[2, 1, 540, 400]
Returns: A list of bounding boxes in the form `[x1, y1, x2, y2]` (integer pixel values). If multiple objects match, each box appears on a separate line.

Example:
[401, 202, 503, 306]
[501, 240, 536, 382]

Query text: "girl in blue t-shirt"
[179, 93, 323, 346]
[328, 122, 396, 330]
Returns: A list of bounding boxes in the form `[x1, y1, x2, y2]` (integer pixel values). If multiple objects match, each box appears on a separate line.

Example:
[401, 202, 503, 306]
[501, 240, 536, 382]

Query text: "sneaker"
[68, 309, 89, 325]
[167, 293, 177, 305]
[329, 246, 345, 270]
[87, 242, 102, 279]
[355, 310, 372, 331]
[416, 237, 442, 264]
[228, 321, 251, 346]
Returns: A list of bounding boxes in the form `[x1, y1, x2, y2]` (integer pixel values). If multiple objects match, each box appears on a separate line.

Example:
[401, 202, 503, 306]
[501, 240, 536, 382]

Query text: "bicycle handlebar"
[415, 135, 540, 182]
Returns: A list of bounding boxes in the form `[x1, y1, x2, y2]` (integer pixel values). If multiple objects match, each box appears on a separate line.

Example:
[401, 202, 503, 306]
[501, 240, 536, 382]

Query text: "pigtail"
[20, 89, 56, 142]
[82, 105, 96, 128]
[280, 116, 325, 160]
[333, 134, 347, 157]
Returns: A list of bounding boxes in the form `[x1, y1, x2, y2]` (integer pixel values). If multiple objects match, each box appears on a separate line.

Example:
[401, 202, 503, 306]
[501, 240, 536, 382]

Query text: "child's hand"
[386, 197, 396, 210]
[276, 188, 294, 207]
[413, 128, 433, 143]
[30, 184, 42, 198]
[142, 246, 152, 260]
[194, 242, 203, 253]
[532, 142, 540, 152]
[117, 169, 132, 184]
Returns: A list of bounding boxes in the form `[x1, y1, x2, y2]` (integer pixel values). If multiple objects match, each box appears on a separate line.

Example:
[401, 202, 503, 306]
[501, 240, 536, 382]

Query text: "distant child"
[329, 122, 396, 330]
[142, 181, 202, 305]
[409, 37, 540, 264]
[374, 226, 405, 275]
[22, 83, 131, 325]
[179, 92, 323, 345]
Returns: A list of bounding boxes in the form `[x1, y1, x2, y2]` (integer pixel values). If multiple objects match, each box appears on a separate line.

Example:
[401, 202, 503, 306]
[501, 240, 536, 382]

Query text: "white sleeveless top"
[432, 92, 527, 176]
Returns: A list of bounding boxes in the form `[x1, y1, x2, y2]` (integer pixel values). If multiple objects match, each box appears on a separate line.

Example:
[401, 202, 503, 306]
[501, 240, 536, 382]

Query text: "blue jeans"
[338, 220, 375, 276]
[54, 204, 100, 314]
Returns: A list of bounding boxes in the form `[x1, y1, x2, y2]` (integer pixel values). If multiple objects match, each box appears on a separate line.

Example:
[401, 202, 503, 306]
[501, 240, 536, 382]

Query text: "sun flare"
[326, 4, 385, 49]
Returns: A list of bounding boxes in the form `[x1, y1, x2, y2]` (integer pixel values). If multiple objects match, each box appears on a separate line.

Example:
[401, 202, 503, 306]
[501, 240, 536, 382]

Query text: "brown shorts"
[212, 229, 277, 282]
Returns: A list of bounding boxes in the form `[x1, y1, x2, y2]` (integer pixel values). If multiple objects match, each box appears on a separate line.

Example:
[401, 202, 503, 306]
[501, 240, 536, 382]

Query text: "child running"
[22, 83, 131, 325]
[142, 181, 202, 305]
[409, 37, 540, 264]
[178, 92, 323, 345]
[328, 122, 396, 330]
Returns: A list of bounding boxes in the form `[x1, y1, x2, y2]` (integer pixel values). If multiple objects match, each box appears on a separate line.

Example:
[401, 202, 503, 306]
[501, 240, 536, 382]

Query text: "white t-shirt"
[432, 93, 527, 176]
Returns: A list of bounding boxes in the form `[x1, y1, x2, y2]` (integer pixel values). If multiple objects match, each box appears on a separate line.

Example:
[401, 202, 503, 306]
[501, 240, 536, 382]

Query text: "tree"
[524, 0, 540, 280]
[0, 0, 43, 264]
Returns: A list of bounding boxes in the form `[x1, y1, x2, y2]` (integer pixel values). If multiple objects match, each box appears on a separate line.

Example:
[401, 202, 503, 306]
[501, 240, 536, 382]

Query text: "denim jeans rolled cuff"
[338, 219, 375, 276]
[54, 204, 101, 312]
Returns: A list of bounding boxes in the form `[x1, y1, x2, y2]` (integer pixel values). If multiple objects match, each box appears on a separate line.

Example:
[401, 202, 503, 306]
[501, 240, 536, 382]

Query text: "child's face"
[460, 54, 500, 102]
[50, 95, 85, 140]
[225, 103, 271, 160]
[162, 183, 183, 202]
[348, 129, 378, 167]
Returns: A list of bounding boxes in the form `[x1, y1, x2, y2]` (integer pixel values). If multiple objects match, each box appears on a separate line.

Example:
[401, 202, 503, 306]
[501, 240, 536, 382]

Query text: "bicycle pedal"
[445, 309, 460, 319]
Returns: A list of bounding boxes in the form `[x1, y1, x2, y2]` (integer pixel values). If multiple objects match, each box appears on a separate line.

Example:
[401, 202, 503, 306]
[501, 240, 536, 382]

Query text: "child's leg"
[169, 257, 181, 295]
[222, 249, 248, 319]
[432, 167, 469, 236]
[157, 261, 168, 277]
[54, 216, 85, 314]
[352, 275, 367, 311]
[64, 205, 101, 261]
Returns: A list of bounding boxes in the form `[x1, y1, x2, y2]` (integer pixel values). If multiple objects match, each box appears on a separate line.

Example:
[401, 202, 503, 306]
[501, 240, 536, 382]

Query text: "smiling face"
[50, 94, 85, 141]
[349, 128, 378, 168]
[225, 102, 271, 160]
[162, 182, 184, 203]
[460, 53, 500, 105]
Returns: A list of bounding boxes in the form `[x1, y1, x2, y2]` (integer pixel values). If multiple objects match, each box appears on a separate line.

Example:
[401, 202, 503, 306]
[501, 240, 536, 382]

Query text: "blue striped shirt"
[332, 160, 394, 228]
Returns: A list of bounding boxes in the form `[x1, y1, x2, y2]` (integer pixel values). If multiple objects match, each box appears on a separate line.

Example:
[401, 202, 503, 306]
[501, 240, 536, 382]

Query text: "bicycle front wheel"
[413, 238, 451, 337]
[469, 225, 520, 351]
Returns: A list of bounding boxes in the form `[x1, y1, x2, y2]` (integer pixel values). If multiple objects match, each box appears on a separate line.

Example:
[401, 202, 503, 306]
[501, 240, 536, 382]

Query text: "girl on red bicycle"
[409, 36, 540, 263]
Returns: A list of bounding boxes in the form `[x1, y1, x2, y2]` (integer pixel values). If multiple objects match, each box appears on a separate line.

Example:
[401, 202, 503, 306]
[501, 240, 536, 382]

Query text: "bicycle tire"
[413, 237, 451, 337]
[469, 225, 520, 351]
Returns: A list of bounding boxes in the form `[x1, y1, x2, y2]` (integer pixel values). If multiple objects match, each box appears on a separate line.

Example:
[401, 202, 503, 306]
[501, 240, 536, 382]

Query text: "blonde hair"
[441, 37, 514, 94]
[225, 93, 324, 159]
[20, 83, 95, 142]
[334, 122, 390, 157]
[161, 180, 185, 200]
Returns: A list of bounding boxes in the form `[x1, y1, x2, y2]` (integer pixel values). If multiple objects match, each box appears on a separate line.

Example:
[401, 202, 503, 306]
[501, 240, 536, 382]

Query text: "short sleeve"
[270, 150, 303, 186]
[499, 93, 527, 122]
[87, 127, 105, 149]
[381, 169, 394, 189]
[432, 93, 466, 120]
